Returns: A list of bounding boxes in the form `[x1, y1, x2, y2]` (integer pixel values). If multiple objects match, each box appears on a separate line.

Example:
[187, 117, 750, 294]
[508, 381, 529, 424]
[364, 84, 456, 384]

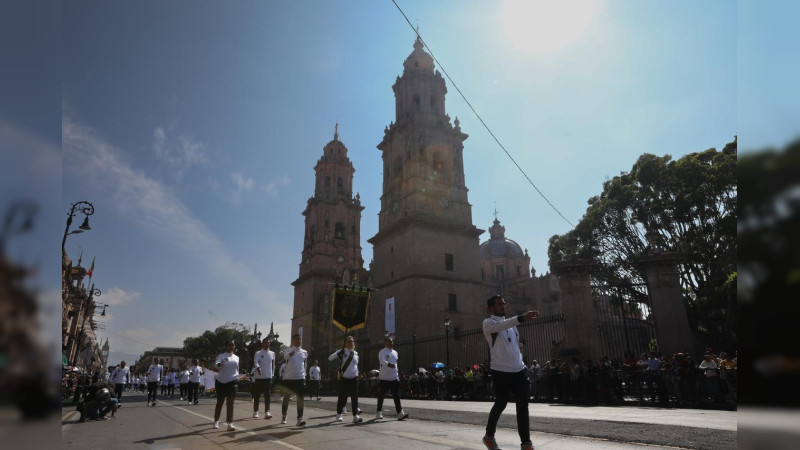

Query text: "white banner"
[385, 297, 396, 339]
[202, 368, 217, 392]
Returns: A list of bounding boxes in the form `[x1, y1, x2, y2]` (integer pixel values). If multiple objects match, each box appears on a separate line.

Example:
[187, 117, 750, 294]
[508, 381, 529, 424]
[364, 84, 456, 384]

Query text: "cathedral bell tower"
[368, 36, 485, 343]
[292, 125, 365, 362]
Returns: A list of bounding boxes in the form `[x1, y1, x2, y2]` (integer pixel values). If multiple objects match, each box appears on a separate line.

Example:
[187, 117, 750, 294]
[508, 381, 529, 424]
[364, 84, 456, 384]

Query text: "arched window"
[413, 94, 420, 108]
[337, 177, 343, 188]
[335, 222, 345, 240]
[393, 157, 403, 178]
[325, 176, 331, 187]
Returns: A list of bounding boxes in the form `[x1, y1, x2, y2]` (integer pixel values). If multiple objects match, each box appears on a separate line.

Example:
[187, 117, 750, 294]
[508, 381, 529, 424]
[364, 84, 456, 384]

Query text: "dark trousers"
[486, 369, 531, 444]
[336, 377, 359, 414]
[114, 382, 124, 402]
[377, 379, 402, 413]
[179, 383, 187, 398]
[147, 381, 158, 402]
[187, 381, 199, 403]
[281, 379, 305, 418]
[308, 379, 321, 399]
[253, 378, 272, 412]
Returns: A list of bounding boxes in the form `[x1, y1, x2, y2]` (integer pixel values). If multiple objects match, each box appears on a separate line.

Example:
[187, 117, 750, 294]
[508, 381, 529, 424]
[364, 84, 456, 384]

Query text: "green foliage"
[549, 138, 737, 349]
[182, 322, 254, 369]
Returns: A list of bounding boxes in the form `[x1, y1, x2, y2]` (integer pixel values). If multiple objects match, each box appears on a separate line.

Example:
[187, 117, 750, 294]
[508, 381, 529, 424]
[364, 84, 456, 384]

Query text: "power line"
[390, 0, 576, 228]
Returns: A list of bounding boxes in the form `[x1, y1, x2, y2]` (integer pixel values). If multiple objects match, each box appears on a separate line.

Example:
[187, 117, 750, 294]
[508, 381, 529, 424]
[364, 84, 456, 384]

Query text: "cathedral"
[291, 36, 560, 364]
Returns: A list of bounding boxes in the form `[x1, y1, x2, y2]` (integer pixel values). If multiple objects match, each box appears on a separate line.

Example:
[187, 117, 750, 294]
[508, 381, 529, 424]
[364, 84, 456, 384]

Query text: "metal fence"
[359, 314, 566, 372]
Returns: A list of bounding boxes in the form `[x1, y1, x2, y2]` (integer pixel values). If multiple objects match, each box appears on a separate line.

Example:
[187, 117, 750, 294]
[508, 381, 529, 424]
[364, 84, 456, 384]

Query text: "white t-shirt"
[189, 365, 203, 383]
[215, 352, 240, 383]
[253, 349, 275, 379]
[483, 314, 525, 373]
[329, 348, 359, 379]
[179, 369, 190, 384]
[146, 364, 164, 383]
[309, 365, 321, 381]
[110, 365, 130, 384]
[378, 347, 399, 381]
[282, 346, 307, 380]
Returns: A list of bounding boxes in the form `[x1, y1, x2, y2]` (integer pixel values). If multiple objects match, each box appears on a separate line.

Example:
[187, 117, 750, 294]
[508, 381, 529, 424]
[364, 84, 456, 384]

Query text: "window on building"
[414, 94, 420, 107]
[335, 222, 345, 239]
[325, 176, 331, 187]
[517, 265, 521, 276]
[495, 265, 505, 280]
[337, 177, 343, 188]
[448, 293, 457, 312]
[445, 253, 454, 271]
[481, 268, 485, 280]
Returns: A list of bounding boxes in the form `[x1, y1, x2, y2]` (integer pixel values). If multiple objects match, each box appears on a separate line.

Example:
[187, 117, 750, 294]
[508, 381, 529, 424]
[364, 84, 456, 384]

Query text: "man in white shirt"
[329, 335, 362, 424]
[252, 338, 275, 419]
[187, 359, 203, 405]
[179, 367, 190, 400]
[281, 334, 308, 426]
[109, 361, 130, 405]
[308, 360, 321, 401]
[481, 295, 540, 450]
[145, 358, 164, 406]
[376, 337, 407, 420]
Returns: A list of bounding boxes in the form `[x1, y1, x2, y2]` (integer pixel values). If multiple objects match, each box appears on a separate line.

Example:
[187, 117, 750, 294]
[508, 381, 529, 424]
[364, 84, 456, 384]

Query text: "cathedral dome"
[479, 218, 525, 257]
[403, 35, 434, 74]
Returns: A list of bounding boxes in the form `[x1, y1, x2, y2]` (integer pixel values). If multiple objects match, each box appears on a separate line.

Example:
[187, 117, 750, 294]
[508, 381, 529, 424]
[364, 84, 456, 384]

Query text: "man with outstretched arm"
[482, 294, 541, 450]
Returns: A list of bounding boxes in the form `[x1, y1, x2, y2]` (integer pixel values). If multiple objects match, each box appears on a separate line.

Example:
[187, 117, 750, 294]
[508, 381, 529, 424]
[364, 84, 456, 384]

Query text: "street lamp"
[443, 318, 451, 368]
[62, 201, 94, 256]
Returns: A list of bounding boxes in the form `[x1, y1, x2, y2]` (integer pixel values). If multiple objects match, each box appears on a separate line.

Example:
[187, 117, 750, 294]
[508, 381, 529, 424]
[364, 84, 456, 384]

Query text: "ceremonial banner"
[203, 368, 218, 392]
[385, 297, 396, 339]
[331, 287, 370, 332]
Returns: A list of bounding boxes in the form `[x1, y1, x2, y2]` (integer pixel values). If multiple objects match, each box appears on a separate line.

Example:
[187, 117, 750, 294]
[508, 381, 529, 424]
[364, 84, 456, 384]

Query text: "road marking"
[373, 429, 486, 449]
[159, 400, 304, 450]
[61, 410, 78, 434]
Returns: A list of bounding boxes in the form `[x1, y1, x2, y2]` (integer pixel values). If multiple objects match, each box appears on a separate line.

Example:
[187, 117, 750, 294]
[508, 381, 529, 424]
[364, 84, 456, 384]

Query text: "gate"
[593, 283, 658, 362]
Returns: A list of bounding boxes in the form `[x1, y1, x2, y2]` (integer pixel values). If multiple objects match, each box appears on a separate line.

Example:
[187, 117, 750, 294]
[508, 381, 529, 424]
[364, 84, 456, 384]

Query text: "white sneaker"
[342, 407, 348, 414]
[146, 402, 151, 406]
[180, 397, 184, 400]
[296, 418, 306, 426]
[398, 410, 409, 420]
[352, 415, 363, 423]
[281, 415, 287, 424]
[265, 411, 272, 419]
[227, 423, 235, 431]
[252, 412, 259, 418]
[375, 411, 383, 420]
[336, 414, 343, 422]
[213, 421, 220, 429]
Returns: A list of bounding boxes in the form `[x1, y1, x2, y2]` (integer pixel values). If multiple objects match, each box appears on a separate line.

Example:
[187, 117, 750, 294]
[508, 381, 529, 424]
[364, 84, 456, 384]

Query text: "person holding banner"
[329, 335, 362, 423]
[213, 340, 240, 431]
[281, 334, 308, 426]
[252, 337, 275, 419]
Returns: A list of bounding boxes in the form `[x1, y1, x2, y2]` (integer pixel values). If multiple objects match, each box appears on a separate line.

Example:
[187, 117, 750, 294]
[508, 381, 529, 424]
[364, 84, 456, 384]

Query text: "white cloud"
[122, 327, 155, 342]
[152, 124, 207, 179]
[62, 113, 276, 305]
[263, 175, 291, 197]
[101, 287, 141, 306]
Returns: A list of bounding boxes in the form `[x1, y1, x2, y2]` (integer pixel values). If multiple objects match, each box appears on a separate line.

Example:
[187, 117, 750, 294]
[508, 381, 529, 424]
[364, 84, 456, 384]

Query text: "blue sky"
[5, 0, 772, 363]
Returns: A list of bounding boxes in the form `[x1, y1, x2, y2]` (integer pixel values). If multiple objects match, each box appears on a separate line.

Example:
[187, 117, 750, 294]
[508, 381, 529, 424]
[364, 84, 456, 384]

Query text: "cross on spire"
[493, 203, 500, 220]
[334, 122, 339, 141]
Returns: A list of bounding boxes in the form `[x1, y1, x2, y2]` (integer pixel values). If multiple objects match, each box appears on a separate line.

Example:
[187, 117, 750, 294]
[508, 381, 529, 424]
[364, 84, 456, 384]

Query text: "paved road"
[61, 391, 736, 449]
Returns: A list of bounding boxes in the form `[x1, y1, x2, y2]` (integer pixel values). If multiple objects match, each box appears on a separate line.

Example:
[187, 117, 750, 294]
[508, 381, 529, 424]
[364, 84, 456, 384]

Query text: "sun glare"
[496, 0, 601, 55]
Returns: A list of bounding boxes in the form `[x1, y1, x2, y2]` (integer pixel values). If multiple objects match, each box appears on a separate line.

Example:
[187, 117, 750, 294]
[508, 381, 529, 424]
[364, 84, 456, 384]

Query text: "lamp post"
[443, 318, 451, 368]
[61, 201, 94, 256]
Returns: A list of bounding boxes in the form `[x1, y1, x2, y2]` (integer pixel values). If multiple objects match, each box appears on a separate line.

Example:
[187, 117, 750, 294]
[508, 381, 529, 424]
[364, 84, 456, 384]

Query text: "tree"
[548, 138, 737, 350]
[182, 322, 254, 370]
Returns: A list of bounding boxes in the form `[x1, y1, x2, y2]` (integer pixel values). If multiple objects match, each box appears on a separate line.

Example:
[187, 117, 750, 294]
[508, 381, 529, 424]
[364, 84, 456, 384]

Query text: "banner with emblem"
[331, 286, 370, 332]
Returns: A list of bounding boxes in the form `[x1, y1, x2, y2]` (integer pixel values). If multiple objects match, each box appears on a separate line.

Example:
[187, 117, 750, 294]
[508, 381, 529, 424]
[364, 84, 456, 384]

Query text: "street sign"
[331, 286, 370, 332]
